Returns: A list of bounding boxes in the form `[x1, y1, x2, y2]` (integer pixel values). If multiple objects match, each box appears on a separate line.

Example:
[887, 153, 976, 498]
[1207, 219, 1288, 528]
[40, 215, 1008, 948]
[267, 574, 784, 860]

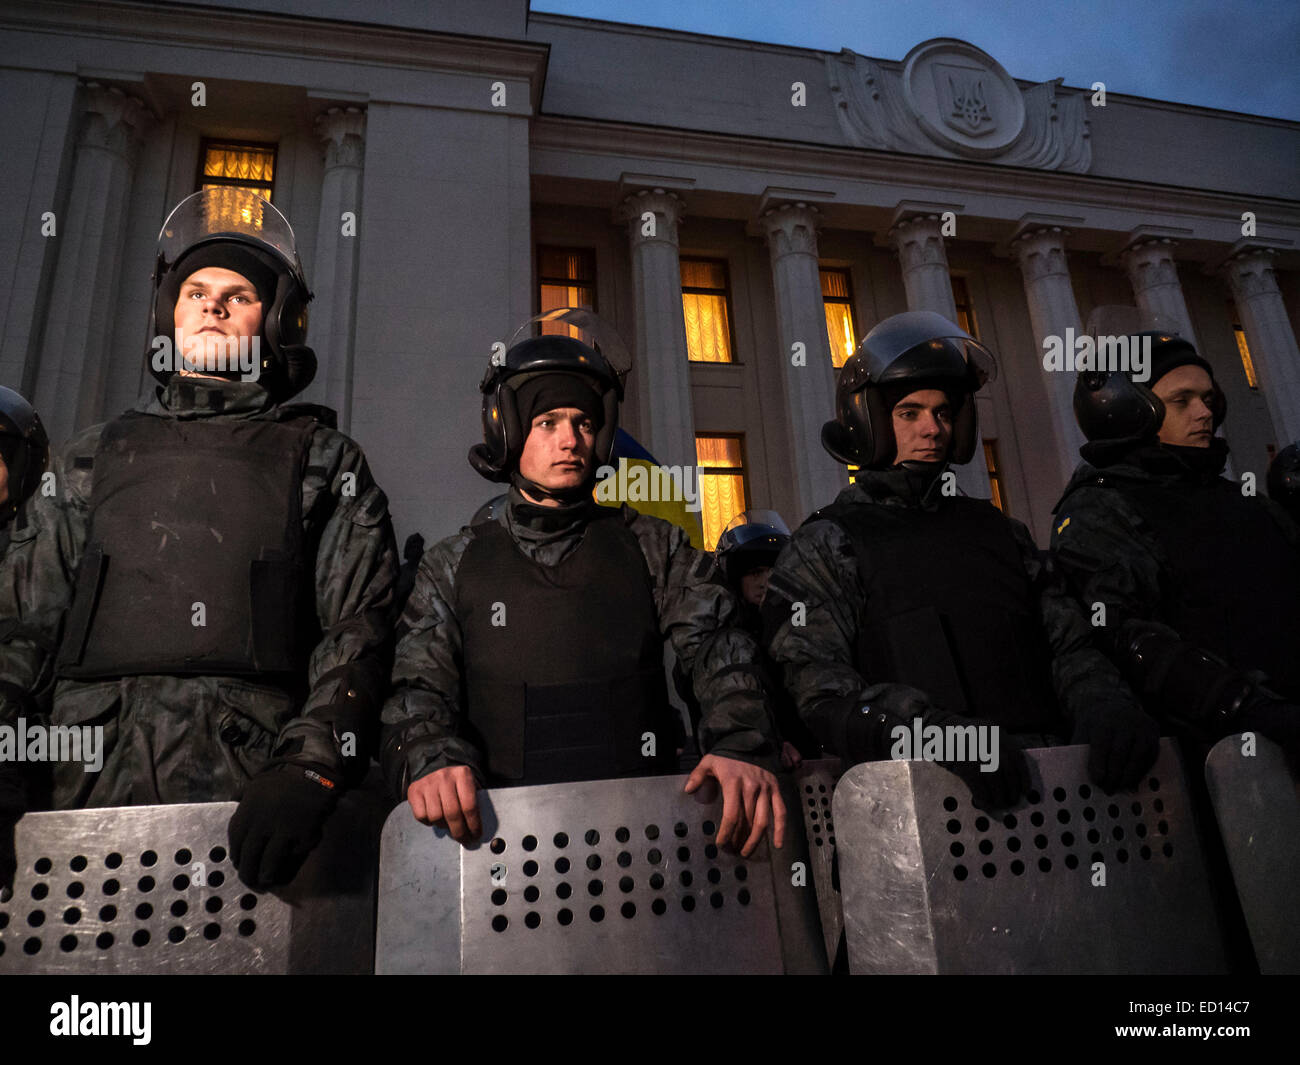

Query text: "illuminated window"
[681, 259, 734, 363]
[197, 140, 276, 199]
[1228, 300, 1259, 389]
[983, 439, 1007, 514]
[538, 247, 596, 339]
[696, 435, 748, 548]
[821, 267, 858, 368]
[951, 274, 979, 339]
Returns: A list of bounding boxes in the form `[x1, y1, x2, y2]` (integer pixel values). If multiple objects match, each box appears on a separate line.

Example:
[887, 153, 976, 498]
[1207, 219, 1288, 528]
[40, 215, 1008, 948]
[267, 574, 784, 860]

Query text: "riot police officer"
[1053, 334, 1300, 764]
[763, 311, 1150, 806]
[382, 334, 786, 856]
[0, 188, 399, 890]
[710, 510, 818, 766]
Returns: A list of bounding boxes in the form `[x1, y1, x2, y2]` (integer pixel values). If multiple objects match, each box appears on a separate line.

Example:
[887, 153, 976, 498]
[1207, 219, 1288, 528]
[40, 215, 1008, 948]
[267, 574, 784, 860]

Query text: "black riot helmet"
[821, 310, 996, 470]
[149, 187, 315, 401]
[1073, 331, 1225, 445]
[469, 308, 628, 504]
[1268, 442, 1300, 522]
[0, 385, 50, 523]
[714, 509, 791, 586]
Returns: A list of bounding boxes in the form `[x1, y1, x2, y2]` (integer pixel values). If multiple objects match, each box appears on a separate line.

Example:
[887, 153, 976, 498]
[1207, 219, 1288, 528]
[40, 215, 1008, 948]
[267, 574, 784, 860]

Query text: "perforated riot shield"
[1204, 733, 1300, 974]
[375, 772, 826, 974]
[833, 740, 1227, 974]
[0, 783, 388, 974]
[794, 757, 844, 968]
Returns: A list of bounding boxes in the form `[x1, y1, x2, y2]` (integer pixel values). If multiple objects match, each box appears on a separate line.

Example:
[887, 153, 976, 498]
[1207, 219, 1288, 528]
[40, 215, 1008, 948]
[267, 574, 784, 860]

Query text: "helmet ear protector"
[468, 335, 623, 483]
[1073, 333, 1225, 445]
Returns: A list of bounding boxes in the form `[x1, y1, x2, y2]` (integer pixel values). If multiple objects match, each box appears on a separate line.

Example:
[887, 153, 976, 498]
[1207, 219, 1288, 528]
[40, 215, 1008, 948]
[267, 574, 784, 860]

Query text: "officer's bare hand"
[684, 754, 786, 857]
[780, 741, 803, 770]
[407, 765, 481, 844]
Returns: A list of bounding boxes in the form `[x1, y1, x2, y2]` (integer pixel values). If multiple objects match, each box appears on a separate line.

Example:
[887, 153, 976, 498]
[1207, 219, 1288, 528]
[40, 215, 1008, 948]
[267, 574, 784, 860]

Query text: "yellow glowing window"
[984, 438, 1007, 514]
[951, 274, 979, 339]
[696, 435, 748, 548]
[1228, 301, 1258, 389]
[820, 267, 858, 368]
[197, 140, 276, 199]
[538, 247, 596, 339]
[681, 258, 734, 363]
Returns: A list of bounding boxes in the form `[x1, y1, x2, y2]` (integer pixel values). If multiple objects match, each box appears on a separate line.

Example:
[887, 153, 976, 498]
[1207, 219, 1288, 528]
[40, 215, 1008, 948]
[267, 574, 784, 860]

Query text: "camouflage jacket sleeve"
[1048, 487, 1168, 660]
[380, 529, 484, 798]
[627, 511, 780, 773]
[0, 425, 100, 723]
[277, 426, 399, 784]
[1008, 516, 1146, 734]
[761, 518, 939, 759]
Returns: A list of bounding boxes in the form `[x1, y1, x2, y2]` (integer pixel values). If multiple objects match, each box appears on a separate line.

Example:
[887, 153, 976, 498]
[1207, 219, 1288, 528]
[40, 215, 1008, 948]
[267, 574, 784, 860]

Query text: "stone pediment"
[827, 38, 1091, 173]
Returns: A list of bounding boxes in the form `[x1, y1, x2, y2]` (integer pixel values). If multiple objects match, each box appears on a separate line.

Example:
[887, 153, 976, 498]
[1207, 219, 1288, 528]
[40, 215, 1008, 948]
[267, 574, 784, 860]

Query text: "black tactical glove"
[839, 700, 1031, 809]
[228, 765, 338, 889]
[0, 764, 25, 899]
[1071, 700, 1162, 794]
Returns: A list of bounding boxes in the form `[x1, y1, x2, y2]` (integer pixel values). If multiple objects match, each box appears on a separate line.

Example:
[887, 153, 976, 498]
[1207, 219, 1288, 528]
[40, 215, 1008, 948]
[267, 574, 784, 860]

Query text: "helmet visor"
[856, 310, 997, 389]
[157, 188, 304, 283]
[509, 308, 632, 388]
[720, 509, 792, 546]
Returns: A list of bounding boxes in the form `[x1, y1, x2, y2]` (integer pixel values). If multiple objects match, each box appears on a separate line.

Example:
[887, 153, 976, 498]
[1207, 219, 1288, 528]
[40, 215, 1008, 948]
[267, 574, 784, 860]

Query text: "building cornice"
[1, 0, 551, 108]
[530, 114, 1300, 254]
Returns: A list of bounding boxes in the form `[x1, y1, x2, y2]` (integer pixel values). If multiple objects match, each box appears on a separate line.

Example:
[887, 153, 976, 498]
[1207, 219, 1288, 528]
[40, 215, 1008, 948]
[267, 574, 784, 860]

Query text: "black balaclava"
[509, 372, 606, 505]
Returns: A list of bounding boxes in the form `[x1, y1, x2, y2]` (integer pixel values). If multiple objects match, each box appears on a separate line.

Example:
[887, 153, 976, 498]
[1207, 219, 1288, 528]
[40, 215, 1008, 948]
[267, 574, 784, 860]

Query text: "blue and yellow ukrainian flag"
[595, 428, 706, 549]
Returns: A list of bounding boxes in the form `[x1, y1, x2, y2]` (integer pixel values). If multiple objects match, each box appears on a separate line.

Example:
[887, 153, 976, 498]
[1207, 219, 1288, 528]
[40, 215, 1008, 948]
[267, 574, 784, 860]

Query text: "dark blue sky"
[534, 0, 1300, 121]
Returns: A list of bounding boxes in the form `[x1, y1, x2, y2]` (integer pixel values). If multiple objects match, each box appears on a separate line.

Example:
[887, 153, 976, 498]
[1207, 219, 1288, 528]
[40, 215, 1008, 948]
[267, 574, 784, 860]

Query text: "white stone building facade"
[1, 0, 1297, 547]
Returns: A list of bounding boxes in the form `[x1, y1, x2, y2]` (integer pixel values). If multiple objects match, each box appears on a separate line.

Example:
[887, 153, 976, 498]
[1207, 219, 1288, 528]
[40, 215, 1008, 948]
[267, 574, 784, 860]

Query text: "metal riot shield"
[375, 772, 827, 974]
[833, 740, 1228, 974]
[794, 757, 845, 968]
[1204, 732, 1300, 974]
[0, 781, 389, 974]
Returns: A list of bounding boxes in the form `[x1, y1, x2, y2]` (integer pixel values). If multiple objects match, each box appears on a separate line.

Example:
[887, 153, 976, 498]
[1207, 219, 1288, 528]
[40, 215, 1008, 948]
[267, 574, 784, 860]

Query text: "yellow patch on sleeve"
[1055, 516, 1071, 535]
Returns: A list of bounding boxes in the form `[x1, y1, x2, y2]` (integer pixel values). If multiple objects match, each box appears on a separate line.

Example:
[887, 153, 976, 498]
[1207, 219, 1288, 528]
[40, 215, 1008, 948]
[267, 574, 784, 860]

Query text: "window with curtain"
[681, 258, 734, 363]
[951, 274, 979, 338]
[820, 267, 858, 368]
[983, 438, 1007, 514]
[197, 140, 276, 200]
[696, 435, 748, 548]
[1227, 299, 1259, 389]
[538, 247, 597, 339]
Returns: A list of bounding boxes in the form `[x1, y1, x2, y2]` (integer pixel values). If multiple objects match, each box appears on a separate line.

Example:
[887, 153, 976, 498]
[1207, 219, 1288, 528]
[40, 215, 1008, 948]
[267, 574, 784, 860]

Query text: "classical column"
[619, 188, 695, 468]
[760, 202, 845, 517]
[34, 82, 151, 444]
[1222, 248, 1300, 445]
[1011, 226, 1087, 481]
[890, 214, 960, 321]
[888, 214, 992, 497]
[1120, 238, 1199, 348]
[312, 106, 366, 429]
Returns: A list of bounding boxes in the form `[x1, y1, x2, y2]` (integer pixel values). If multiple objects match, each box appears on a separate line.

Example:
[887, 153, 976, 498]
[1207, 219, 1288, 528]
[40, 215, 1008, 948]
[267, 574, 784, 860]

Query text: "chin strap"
[508, 468, 595, 506]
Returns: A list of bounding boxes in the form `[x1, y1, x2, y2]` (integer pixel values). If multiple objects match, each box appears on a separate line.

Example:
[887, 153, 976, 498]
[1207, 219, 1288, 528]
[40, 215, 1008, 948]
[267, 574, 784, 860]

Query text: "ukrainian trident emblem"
[946, 75, 991, 134]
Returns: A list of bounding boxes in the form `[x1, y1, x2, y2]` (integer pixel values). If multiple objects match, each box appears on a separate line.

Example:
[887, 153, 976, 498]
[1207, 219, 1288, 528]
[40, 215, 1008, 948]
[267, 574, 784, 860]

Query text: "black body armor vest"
[57, 409, 319, 679]
[453, 509, 674, 786]
[815, 496, 1057, 732]
[1118, 478, 1300, 700]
